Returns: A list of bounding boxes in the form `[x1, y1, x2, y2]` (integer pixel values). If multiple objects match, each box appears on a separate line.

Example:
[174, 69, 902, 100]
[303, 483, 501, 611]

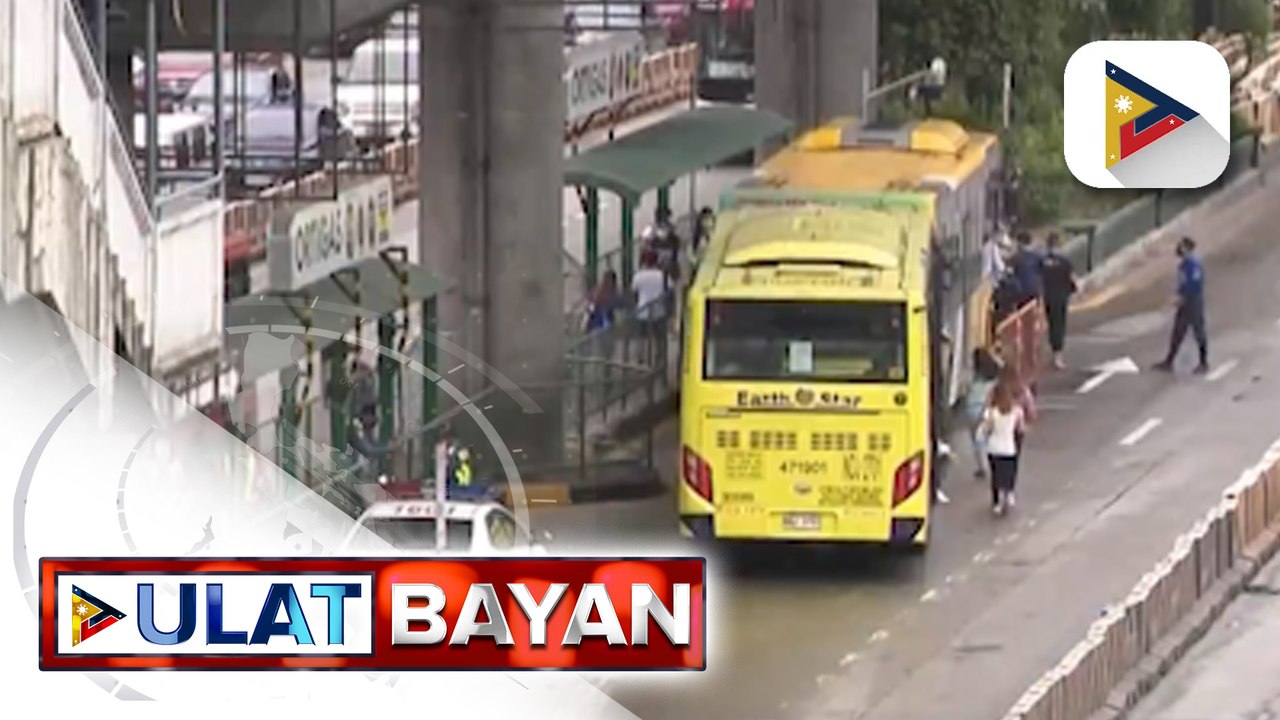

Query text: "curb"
[1006, 436, 1280, 720]
[506, 462, 666, 509]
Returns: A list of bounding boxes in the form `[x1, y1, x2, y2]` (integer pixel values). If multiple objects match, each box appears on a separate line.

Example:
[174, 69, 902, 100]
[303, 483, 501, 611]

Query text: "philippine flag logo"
[69, 585, 126, 647]
[1065, 41, 1230, 189]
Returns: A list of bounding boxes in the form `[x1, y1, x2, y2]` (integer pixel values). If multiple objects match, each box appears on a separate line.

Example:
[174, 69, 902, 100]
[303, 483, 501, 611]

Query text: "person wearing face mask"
[1153, 237, 1208, 374]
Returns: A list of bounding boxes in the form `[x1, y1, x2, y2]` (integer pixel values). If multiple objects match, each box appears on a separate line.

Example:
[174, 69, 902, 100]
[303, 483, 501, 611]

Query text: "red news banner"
[40, 557, 705, 671]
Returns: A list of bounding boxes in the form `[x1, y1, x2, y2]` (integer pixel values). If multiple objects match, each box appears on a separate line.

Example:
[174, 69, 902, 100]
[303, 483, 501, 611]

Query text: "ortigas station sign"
[565, 32, 645, 126]
[268, 176, 394, 292]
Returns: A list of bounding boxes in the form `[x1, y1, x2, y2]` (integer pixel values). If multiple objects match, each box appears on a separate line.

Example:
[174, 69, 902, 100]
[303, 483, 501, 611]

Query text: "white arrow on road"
[1076, 356, 1139, 394]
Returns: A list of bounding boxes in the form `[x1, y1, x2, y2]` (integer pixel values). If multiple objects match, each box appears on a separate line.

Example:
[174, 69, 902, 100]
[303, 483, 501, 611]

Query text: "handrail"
[59, 0, 153, 235]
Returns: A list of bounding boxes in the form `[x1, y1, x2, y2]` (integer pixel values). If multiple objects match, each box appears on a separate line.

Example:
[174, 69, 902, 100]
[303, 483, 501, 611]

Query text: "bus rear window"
[703, 300, 907, 382]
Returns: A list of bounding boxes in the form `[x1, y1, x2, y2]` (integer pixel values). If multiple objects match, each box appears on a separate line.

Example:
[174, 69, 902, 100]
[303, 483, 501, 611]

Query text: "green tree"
[1106, 0, 1194, 38]
[1216, 0, 1271, 57]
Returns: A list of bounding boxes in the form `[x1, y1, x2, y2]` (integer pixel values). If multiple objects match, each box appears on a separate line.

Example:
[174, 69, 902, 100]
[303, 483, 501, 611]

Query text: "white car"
[340, 500, 550, 555]
[335, 37, 419, 143]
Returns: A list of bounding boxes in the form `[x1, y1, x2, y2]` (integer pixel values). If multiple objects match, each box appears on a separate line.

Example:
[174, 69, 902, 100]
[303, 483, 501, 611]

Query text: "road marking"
[838, 652, 860, 667]
[0, 351, 10, 362]
[1120, 417, 1163, 446]
[310, 296, 318, 309]
[447, 363, 465, 374]
[868, 630, 889, 643]
[920, 589, 939, 603]
[1077, 357, 1139, 394]
[974, 551, 994, 564]
[1206, 358, 1239, 382]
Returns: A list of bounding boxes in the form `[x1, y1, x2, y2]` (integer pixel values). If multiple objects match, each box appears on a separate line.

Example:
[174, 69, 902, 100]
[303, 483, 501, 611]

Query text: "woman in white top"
[981, 379, 1027, 515]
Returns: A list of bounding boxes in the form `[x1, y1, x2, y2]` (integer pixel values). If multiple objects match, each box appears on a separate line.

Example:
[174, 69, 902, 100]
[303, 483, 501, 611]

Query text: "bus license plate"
[783, 513, 822, 531]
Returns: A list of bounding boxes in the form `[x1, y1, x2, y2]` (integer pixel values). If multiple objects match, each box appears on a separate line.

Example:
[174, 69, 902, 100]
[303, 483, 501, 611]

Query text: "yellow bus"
[677, 118, 1002, 551]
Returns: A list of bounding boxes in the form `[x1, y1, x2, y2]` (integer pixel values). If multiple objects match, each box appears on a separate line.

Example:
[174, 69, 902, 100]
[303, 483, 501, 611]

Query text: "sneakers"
[935, 489, 950, 505]
[992, 501, 1005, 516]
[974, 467, 987, 480]
[937, 441, 954, 460]
[1005, 492, 1016, 509]
[1193, 363, 1210, 375]
[1152, 360, 1173, 372]
[1052, 354, 1066, 370]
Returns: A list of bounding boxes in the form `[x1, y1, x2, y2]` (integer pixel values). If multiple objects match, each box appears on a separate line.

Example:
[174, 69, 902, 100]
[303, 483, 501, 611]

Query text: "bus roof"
[694, 204, 932, 298]
[752, 117, 998, 193]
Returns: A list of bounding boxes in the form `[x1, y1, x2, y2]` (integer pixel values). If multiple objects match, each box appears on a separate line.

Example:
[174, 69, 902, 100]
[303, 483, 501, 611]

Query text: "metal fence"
[269, 292, 677, 518]
[1062, 136, 1276, 273]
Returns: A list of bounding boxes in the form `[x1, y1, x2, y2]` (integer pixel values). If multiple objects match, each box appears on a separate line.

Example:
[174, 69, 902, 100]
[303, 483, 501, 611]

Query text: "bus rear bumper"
[680, 514, 927, 547]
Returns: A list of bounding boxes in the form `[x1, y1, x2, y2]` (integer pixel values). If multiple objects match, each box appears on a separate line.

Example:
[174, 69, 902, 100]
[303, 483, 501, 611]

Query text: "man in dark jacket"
[1040, 233, 1078, 370]
[1154, 237, 1208, 374]
[1010, 232, 1043, 305]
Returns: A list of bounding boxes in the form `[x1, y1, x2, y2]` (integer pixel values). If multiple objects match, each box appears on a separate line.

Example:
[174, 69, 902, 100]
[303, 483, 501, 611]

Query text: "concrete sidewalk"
[1126, 554, 1280, 720]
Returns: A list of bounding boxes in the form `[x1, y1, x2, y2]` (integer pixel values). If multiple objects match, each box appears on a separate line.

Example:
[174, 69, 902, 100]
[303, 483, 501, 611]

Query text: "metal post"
[861, 67, 871, 122]
[422, 296, 439, 442]
[434, 441, 448, 550]
[329, 0, 339, 198]
[1001, 63, 1012, 131]
[214, 0, 226, 187]
[280, 377, 297, 477]
[378, 317, 396, 447]
[326, 345, 348, 454]
[585, 187, 600, 287]
[144, 0, 159, 210]
[292, 0, 303, 188]
[621, 197, 635, 287]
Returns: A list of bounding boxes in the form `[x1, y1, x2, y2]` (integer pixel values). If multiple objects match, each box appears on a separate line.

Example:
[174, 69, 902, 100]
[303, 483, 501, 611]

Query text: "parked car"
[177, 63, 294, 119]
[227, 102, 355, 191]
[335, 37, 419, 145]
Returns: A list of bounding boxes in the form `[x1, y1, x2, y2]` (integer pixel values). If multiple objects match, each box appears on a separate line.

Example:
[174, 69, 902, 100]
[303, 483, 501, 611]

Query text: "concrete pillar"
[419, 0, 565, 466]
[755, 0, 877, 136]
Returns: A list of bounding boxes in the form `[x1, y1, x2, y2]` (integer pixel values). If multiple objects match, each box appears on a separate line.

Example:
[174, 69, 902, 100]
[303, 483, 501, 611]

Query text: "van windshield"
[703, 299, 908, 382]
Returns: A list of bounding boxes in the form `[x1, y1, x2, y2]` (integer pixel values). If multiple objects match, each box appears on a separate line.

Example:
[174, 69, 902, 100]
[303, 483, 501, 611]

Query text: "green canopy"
[564, 106, 792, 202]
[225, 255, 449, 383]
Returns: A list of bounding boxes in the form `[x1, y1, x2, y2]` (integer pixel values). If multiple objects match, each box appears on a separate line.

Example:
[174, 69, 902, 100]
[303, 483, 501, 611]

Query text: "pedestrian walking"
[980, 379, 1027, 515]
[1153, 237, 1209, 374]
[1040, 233, 1078, 370]
[631, 250, 670, 362]
[693, 206, 715, 254]
[585, 270, 623, 333]
[965, 349, 1002, 479]
[1010, 231, 1044, 306]
[999, 363, 1037, 452]
[981, 231, 1007, 286]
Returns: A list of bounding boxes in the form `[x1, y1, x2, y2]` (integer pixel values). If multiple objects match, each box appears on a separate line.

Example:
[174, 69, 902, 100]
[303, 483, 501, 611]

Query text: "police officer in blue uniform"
[1154, 237, 1208, 374]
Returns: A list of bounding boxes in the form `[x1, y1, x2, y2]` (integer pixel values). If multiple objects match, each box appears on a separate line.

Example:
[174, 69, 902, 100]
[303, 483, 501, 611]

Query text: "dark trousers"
[1045, 299, 1068, 353]
[988, 454, 1019, 505]
[1165, 301, 1207, 366]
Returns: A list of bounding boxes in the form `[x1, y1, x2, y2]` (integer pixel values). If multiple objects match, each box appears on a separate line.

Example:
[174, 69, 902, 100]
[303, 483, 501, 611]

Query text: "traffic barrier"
[993, 299, 1045, 388]
[222, 43, 699, 264]
[1004, 436, 1280, 720]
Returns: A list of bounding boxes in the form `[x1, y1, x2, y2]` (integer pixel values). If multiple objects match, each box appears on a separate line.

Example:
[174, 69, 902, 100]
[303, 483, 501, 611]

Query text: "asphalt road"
[530, 172, 1280, 720]
[1127, 552, 1280, 720]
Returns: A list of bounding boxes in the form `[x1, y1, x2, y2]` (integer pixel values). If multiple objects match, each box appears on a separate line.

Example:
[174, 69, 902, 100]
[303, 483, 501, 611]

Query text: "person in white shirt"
[631, 250, 670, 362]
[980, 378, 1026, 515]
[981, 231, 1007, 285]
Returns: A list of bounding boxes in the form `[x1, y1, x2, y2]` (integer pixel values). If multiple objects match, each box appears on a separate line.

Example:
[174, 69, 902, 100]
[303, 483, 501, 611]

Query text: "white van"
[335, 37, 419, 144]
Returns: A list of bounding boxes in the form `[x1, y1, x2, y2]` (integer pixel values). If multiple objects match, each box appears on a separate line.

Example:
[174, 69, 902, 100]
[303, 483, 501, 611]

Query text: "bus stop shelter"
[564, 105, 792, 286]
[224, 254, 449, 482]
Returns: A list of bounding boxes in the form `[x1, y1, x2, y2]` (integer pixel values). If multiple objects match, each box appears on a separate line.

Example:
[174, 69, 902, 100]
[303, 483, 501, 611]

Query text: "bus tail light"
[892, 452, 925, 507]
[682, 446, 714, 502]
